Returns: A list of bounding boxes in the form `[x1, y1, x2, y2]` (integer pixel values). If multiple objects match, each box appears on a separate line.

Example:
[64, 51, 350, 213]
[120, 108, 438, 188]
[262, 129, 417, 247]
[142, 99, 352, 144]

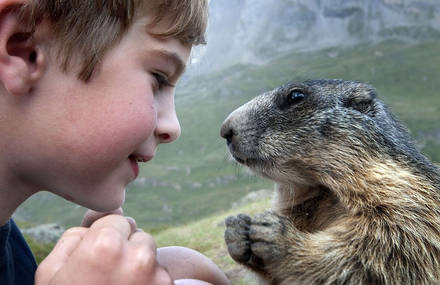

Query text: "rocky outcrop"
[199, 0, 440, 71]
[22, 223, 64, 244]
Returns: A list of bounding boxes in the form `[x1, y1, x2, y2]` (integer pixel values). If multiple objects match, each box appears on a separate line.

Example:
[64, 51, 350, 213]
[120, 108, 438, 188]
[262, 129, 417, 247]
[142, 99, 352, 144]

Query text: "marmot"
[220, 79, 440, 284]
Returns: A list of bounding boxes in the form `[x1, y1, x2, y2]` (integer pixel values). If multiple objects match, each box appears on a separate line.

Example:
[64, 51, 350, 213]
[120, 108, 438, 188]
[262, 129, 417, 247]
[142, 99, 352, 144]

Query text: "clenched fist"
[35, 214, 172, 285]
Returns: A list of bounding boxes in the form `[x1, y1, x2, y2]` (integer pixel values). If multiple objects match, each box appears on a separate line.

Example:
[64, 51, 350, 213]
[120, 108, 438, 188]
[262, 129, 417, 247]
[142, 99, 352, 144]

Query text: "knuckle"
[61, 226, 85, 237]
[137, 230, 155, 243]
[132, 231, 157, 250]
[132, 244, 155, 270]
[91, 227, 124, 260]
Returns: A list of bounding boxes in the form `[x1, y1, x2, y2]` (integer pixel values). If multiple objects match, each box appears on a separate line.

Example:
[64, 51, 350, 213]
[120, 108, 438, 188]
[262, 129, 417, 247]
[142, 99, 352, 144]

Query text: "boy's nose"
[155, 106, 181, 143]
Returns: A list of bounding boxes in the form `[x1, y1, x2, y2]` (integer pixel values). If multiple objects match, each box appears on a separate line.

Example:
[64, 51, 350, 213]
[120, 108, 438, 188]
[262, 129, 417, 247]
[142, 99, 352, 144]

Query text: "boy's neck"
[0, 170, 38, 226]
[0, 190, 34, 226]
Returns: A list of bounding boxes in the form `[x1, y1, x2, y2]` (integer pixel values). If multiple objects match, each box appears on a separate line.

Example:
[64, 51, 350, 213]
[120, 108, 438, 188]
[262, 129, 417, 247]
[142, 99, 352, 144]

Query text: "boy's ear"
[0, 4, 45, 96]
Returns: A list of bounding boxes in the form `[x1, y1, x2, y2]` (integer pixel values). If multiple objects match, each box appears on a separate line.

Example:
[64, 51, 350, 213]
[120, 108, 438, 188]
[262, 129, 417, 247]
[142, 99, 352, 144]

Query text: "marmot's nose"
[220, 121, 235, 144]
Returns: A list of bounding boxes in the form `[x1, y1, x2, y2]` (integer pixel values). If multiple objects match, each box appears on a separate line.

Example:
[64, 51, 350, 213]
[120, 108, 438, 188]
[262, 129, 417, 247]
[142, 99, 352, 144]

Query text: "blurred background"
[16, 0, 440, 283]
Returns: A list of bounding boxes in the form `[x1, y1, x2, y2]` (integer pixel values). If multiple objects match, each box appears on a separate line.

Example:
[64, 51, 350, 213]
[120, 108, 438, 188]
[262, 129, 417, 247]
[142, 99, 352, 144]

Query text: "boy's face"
[7, 16, 190, 211]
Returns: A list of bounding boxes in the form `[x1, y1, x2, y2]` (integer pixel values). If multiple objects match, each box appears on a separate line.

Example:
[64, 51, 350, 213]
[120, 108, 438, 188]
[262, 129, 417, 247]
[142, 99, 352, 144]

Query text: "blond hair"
[18, 0, 208, 81]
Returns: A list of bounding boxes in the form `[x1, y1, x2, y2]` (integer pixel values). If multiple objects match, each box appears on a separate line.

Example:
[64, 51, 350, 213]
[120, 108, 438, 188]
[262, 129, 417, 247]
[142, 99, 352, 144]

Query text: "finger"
[81, 207, 124, 227]
[126, 232, 158, 274]
[35, 227, 88, 284]
[128, 230, 157, 249]
[174, 280, 213, 285]
[81, 209, 137, 236]
[50, 227, 88, 257]
[128, 231, 157, 262]
[88, 214, 132, 240]
[125, 216, 137, 234]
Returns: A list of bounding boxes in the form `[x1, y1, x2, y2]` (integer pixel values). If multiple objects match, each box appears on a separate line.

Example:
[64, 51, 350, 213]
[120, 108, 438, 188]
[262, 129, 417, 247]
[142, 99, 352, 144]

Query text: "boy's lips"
[129, 155, 153, 178]
[130, 159, 139, 178]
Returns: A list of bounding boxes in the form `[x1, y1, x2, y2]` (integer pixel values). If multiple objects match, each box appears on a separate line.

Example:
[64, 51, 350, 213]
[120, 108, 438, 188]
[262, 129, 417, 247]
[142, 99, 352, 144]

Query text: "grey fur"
[221, 79, 440, 285]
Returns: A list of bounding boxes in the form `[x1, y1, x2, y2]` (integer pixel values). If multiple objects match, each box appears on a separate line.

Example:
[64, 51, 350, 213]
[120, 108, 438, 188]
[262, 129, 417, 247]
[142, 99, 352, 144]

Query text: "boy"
[0, 0, 229, 284]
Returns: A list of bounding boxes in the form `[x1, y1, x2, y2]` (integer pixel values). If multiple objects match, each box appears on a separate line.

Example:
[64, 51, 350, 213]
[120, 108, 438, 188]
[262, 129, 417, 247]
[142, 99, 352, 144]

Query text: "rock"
[22, 223, 65, 244]
[199, 0, 440, 74]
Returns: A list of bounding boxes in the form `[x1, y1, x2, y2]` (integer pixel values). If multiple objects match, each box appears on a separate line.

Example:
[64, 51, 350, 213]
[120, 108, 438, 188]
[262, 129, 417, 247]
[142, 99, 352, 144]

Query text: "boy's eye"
[152, 72, 174, 90]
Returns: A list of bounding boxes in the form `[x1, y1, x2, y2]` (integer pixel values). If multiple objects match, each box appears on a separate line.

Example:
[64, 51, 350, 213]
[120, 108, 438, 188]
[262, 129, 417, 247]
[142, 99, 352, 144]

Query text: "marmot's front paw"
[225, 211, 289, 271]
[224, 214, 253, 264]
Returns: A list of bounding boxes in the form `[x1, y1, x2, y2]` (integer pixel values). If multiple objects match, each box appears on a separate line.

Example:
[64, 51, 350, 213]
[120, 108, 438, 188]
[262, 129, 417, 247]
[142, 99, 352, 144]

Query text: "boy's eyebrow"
[151, 49, 187, 77]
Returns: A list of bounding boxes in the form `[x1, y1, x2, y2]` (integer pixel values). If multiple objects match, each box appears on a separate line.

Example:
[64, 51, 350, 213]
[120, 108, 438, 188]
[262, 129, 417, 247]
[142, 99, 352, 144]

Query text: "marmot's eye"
[287, 90, 306, 105]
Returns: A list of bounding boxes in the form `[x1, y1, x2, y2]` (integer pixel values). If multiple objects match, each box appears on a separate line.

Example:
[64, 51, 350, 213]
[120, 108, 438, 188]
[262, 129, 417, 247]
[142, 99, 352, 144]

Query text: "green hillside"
[16, 39, 440, 231]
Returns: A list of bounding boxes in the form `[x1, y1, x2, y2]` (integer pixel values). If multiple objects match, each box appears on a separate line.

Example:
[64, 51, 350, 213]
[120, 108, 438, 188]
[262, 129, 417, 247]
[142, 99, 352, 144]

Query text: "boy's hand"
[35, 214, 172, 285]
[81, 207, 136, 228]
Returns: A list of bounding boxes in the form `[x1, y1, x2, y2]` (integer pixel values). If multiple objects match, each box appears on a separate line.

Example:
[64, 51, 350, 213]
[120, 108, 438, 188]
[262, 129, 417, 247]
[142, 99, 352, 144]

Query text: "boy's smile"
[130, 158, 140, 179]
[2, 15, 190, 212]
[129, 154, 154, 178]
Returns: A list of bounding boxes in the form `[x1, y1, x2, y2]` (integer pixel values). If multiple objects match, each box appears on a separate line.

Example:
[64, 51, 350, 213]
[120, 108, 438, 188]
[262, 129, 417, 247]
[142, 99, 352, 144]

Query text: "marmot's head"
[220, 79, 420, 186]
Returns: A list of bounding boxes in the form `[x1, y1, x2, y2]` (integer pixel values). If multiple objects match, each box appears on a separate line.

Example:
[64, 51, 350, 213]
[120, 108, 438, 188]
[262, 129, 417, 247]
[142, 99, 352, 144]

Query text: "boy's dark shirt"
[0, 219, 37, 285]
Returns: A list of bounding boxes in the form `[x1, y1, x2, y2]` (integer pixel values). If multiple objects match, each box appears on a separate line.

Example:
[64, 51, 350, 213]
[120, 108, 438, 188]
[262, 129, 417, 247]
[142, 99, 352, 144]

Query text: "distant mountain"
[199, 0, 440, 72]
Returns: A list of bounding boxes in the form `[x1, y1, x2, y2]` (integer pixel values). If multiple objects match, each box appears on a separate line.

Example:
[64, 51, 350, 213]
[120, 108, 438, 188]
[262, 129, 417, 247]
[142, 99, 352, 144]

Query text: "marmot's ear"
[342, 85, 377, 114]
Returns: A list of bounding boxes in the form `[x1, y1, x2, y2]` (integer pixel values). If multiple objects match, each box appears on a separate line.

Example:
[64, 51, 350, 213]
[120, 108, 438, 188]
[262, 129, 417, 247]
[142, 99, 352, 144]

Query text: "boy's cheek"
[16, 124, 140, 188]
[61, 108, 155, 157]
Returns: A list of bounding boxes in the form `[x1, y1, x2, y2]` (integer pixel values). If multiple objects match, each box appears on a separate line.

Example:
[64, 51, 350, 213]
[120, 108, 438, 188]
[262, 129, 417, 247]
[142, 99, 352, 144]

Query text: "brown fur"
[221, 79, 440, 284]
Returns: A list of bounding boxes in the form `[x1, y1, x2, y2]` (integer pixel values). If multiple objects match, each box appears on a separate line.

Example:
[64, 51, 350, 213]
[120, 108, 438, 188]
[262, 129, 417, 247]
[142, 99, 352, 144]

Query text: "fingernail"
[125, 216, 137, 233]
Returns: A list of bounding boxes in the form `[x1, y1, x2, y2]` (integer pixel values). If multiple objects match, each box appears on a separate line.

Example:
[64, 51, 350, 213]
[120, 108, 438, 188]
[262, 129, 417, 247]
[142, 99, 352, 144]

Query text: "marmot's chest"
[276, 192, 345, 232]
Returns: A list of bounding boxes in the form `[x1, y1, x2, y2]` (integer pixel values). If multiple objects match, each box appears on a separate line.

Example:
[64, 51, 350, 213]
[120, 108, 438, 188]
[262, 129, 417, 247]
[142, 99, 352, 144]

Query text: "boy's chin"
[96, 196, 126, 213]
[73, 188, 126, 213]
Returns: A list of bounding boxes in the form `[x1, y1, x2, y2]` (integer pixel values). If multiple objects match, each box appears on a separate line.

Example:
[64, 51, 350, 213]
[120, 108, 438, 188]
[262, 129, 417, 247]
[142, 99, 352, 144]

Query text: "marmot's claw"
[249, 211, 285, 264]
[225, 211, 287, 270]
[225, 214, 252, 263]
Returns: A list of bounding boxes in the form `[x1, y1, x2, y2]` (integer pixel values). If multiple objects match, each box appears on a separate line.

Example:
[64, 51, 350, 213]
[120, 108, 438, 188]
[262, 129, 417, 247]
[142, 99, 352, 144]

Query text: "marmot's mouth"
[227, 143, 247, 164]
[231, 153, 264, 168]
[232, 154, 245, 164]
[227, 141, 264, 167]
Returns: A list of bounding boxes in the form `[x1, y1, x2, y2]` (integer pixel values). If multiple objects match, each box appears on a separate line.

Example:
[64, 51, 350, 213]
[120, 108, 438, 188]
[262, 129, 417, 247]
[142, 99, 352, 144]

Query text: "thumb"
[81, 207, 124, 227]
[35, 227, 87, 285]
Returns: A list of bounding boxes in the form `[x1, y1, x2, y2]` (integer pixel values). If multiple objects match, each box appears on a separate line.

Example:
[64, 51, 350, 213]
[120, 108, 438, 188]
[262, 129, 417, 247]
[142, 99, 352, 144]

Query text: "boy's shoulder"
[0, 219, 37, 285]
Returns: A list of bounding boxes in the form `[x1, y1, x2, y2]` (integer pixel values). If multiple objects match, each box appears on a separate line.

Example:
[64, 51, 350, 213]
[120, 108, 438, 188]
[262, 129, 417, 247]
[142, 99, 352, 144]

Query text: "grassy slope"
[16, 39, 440, 232]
